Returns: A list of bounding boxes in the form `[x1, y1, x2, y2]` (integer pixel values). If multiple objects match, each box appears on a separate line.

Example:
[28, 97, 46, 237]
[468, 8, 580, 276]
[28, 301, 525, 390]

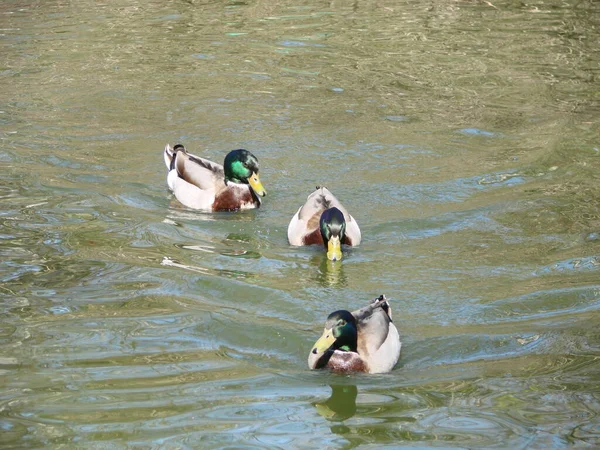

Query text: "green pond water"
[1, 0, 599, 448]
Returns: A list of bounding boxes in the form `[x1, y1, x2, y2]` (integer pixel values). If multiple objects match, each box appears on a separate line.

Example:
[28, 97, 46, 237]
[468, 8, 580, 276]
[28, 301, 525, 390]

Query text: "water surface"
[1, 0, 599, 448]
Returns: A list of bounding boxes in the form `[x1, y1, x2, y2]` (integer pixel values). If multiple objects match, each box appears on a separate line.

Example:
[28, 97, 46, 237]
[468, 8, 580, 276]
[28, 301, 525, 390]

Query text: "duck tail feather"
[164, 144, 174, 169]
[367, 295, 391, 318]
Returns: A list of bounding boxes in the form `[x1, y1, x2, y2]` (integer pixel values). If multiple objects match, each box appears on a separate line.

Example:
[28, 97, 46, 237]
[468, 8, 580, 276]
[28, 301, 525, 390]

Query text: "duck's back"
[352, 300, 401, 373]
[174, 151, 224, 190]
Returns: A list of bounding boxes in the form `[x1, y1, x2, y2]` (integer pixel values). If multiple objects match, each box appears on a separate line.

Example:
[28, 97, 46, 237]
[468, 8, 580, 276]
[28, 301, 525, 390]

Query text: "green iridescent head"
[319, 207, 346, 261]
[312, 310, 358, 354]
[223, 149, 266, 196]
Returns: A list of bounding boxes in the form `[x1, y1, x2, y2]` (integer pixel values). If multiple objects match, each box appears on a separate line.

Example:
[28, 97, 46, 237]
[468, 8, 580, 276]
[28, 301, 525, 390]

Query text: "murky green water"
[2, 0, 599, 448]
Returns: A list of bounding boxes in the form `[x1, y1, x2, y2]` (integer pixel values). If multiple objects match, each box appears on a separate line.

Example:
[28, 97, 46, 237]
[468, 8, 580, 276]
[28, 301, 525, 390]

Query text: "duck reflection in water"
[313, 254, 347, 288]
[313, 384, 358, 421]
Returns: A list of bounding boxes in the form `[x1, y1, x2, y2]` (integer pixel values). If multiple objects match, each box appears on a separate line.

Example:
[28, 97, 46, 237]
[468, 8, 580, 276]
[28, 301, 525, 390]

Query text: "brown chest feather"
[327, 351, 369, 373]
[212, 186, 258, 211]
[302, 228, 325, 246]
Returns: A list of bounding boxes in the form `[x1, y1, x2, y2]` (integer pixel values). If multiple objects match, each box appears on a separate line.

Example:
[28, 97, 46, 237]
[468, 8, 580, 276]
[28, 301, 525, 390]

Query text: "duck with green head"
[287, 186, 361, 260]
[164, 144, 266, 211]
[308, 295, 401, 374]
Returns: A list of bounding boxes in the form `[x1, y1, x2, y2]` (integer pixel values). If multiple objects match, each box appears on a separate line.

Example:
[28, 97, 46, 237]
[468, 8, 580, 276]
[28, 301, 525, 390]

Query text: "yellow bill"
[312, 329, 337, 355]
[247, 172, 266, 197]
[327, 236, 342, 261]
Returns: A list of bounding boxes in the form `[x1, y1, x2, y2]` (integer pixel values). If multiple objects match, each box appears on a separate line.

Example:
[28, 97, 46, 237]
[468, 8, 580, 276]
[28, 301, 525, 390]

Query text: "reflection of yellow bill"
[314, 402, 337, 419]
[327, 236, 342, 261]
[248, 172, 266, 196]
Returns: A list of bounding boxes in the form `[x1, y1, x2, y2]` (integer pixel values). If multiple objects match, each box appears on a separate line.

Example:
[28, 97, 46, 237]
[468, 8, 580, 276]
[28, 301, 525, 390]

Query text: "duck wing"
[352, 296, 401, 373]
[165, 145, 225, 191]
[351, 296, 392, 357]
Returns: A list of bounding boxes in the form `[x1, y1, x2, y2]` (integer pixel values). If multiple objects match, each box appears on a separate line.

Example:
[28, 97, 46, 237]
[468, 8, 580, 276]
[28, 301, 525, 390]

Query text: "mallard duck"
[308, 295, 401, 374]
[163, 144, 266, 211]
[287, 186, 361, 261]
